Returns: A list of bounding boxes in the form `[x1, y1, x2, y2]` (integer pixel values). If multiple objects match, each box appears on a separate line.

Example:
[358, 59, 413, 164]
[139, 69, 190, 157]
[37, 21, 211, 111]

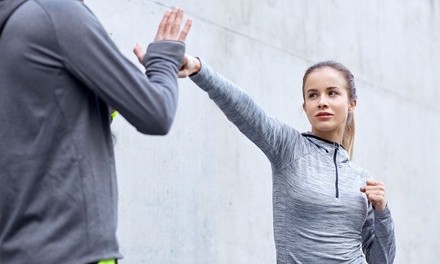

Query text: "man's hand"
[133, 8, 192, 63]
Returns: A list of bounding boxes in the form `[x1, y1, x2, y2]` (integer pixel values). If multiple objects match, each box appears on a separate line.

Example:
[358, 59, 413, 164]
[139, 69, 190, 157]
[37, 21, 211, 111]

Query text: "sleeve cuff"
[189, 59, 212, 92]
[374, 206, 392, 220]
[143, 40, 185, 68]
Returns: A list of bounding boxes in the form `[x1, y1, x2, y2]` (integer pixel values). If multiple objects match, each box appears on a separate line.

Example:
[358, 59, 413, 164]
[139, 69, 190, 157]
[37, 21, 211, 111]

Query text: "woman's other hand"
[360, 179, 388, 212]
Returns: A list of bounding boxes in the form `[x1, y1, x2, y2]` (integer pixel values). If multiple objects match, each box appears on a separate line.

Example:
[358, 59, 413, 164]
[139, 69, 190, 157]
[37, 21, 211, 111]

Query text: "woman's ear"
[348, 100, 357, 112]
[302, 102, 305, 111]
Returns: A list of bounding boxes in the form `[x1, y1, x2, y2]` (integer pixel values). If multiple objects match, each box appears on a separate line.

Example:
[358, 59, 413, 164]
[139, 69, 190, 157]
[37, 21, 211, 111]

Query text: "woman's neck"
[311, 128, 344, 145]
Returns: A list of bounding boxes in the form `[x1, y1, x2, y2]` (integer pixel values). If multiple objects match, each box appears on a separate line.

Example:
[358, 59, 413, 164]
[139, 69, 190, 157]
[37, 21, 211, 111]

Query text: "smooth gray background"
[86, 1, 439, 263]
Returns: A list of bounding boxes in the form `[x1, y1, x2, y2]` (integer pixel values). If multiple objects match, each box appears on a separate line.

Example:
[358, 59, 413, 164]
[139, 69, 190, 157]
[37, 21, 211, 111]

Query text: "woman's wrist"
[189, 57, 201, 76]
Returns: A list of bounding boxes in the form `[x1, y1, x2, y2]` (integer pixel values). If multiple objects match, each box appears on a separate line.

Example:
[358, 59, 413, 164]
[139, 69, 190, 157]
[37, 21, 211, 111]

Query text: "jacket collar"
[301, 132, 350, 162]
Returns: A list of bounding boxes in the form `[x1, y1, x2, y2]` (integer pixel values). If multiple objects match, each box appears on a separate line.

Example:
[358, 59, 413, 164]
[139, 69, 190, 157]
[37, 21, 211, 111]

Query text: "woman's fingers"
[178, 54, 201, 78]
[366, 179, 383, 186]
[360, 180, 388, 212]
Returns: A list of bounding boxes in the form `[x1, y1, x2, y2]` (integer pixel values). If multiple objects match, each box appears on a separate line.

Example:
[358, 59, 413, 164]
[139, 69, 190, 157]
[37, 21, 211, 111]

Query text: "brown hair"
[302, 61, 358, 158]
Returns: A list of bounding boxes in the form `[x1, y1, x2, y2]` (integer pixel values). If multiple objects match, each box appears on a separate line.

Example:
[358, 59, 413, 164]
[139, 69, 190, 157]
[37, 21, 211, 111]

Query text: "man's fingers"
[155, 10, 171, 41]
[155, 8, 191, 42]
[133, 43, 145, 63]
[178, 18, 192, 42]
[171, 9, 184, 37]
[163, 8, 178, 39]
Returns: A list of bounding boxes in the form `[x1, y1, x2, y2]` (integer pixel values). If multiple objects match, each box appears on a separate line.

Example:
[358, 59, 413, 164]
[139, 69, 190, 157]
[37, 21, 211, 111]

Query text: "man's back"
[0, 1, 185, 263]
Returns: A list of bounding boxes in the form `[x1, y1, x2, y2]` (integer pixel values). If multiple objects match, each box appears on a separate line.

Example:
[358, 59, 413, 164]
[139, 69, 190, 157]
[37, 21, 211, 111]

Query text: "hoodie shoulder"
[0, 0, 28, 35]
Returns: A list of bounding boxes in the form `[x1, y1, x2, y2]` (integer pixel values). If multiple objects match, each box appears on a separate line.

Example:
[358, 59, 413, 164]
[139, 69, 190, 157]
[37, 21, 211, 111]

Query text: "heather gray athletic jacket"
[190, 62, 396, 263]
[0, 0, 184, 263]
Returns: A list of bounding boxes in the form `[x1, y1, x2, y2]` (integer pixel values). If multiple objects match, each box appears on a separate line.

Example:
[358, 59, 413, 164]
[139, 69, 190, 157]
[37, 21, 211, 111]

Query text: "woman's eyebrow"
[305, 88, 318, 93]
[326, 86, 340, 90]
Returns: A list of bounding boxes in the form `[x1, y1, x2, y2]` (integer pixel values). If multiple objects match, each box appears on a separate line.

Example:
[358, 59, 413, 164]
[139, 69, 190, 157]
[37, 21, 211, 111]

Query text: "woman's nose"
[318, 96, 329, 108]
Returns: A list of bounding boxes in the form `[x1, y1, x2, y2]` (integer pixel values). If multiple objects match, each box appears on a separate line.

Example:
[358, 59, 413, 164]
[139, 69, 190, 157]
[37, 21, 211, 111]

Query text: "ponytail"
[343, 112, 355, 159]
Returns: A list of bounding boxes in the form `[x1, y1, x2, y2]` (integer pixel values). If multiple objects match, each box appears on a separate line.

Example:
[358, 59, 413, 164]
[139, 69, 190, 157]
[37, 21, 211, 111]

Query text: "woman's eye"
[329, 91, 339, 96]
[308, 93, 317, 99]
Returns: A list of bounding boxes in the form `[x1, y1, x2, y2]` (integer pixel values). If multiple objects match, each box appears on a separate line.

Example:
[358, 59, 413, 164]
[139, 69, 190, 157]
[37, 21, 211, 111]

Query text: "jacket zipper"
[301, 133, 342, 198]
[333, 143, 339, 198]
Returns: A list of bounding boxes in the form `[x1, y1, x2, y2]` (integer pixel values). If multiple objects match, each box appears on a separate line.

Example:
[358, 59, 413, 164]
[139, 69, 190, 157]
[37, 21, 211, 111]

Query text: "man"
[0, 0, 191, 263]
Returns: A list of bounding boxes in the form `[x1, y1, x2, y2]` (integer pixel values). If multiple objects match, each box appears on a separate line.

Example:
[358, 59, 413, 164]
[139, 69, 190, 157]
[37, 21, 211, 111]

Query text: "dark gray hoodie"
[0, 0, 185, 263]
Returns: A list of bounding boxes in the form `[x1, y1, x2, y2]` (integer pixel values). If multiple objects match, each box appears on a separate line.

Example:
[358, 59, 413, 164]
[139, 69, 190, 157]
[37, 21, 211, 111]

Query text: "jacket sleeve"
[53, 2, 184, 135]
[361, 205, 396, 263]
[190, 61, 305, 168]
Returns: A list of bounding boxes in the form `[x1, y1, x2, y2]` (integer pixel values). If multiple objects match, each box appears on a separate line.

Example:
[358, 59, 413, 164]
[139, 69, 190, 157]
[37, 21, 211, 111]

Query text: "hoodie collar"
[301, 132, 350, 162]
[0, 0, 28, 37]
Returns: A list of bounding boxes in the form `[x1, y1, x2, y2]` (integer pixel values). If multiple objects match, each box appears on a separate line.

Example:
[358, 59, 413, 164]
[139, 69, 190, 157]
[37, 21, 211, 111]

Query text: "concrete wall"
[86, 0, 440, 263]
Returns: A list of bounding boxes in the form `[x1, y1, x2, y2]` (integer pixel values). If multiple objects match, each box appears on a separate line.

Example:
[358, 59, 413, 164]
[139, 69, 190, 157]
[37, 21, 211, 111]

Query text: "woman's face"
[303, 67, 356, 142]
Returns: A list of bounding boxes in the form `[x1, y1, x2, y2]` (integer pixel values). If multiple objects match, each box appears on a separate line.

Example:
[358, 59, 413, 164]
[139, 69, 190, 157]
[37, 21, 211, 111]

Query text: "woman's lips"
[316, 112, 332, 117]
[315, 112, 333, 120]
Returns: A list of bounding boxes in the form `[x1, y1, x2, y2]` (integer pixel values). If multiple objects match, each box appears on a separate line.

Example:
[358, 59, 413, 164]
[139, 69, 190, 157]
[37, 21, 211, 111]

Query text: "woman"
[177, 55, 396, 262]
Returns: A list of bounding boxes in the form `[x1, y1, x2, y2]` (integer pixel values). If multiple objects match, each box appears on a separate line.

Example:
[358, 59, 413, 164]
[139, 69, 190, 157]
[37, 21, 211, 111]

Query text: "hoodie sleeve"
[361, 205, 396, 263]
[190, 61, 305, 169]
[49, 2, 184, 135]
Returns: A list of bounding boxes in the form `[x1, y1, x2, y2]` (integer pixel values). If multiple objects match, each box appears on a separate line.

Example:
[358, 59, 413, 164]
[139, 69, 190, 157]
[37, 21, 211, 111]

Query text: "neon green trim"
[97, 260, 116, 264]
[111, 110, 119, 120]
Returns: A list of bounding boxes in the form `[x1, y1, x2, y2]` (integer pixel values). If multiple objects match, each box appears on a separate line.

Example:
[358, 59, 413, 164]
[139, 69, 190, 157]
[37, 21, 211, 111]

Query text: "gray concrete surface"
[86, 0, 440, 263]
